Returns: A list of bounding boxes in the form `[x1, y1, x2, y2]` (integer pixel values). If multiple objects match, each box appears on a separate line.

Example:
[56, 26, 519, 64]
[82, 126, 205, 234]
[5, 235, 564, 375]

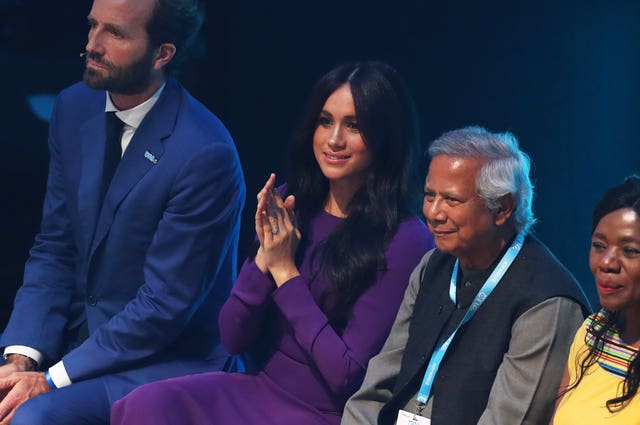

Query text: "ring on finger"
[271, 226, 279, 235]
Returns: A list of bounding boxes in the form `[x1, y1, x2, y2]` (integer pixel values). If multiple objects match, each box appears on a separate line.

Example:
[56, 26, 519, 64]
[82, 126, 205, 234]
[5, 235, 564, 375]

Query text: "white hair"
[428, 126, 536, 234]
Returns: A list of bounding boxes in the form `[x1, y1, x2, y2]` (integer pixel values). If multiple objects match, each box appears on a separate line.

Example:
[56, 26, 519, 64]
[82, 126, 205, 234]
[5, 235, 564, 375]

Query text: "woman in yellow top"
[552, 176, 640, 424]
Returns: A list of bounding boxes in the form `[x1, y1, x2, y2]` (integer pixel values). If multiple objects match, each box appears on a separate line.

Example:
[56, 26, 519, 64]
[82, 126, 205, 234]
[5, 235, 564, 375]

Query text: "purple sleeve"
[218, 183, 287, 353]
[272, 218, 433, 399]
[218, 259, 276, 354]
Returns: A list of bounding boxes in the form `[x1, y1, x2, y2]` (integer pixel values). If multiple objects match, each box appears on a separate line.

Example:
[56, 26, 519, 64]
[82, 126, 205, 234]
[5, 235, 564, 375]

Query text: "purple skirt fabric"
[111, 371, 339, 425]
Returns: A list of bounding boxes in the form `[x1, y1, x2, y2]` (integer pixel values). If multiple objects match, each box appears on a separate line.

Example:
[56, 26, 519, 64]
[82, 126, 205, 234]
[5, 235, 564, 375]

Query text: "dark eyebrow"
[86, 15, 127, 36]
[104, 22, 126, 34]
[592, 232, 640, 244]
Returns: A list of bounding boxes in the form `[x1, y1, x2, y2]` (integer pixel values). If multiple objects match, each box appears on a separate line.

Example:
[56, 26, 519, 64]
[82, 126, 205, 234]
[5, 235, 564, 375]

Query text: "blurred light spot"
[27, 94, 56, 122]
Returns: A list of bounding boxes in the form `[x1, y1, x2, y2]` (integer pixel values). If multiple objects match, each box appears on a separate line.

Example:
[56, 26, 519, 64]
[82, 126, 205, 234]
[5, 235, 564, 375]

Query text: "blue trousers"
[11, 377, 110, 425]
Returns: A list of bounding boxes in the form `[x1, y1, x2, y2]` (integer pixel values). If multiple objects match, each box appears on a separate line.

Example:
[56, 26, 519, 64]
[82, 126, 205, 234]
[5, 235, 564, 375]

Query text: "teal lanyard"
[415, 232, 525, 406]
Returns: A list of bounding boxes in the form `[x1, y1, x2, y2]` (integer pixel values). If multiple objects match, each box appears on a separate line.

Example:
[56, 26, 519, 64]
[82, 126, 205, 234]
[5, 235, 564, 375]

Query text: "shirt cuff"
[3, 346, 44, 367]
[48, 361, 72, 388]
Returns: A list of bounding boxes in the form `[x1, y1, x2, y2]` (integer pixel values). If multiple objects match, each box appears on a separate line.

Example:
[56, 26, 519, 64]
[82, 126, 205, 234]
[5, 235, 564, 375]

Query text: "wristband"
[44, 370, 57, 390]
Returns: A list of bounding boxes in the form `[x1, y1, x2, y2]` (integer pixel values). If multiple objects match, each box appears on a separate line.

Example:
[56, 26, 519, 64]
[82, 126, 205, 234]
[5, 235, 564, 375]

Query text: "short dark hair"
[146, 0, 204, 75]
[592, 175, 640, 232]
[287, 61, 422, 330]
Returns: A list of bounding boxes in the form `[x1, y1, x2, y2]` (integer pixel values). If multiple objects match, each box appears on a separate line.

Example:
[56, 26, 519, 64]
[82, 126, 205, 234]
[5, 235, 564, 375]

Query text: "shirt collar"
[104, 83, 166, 129]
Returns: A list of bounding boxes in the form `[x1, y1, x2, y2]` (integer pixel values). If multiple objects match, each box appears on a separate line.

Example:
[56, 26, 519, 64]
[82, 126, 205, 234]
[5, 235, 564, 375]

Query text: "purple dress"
[111, 211, 433, 425]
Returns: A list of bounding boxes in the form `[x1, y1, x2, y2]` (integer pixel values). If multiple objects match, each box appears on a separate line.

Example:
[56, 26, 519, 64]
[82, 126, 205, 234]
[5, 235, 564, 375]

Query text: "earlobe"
[495, 194, 515, 226]
[153, 43, 177, 71]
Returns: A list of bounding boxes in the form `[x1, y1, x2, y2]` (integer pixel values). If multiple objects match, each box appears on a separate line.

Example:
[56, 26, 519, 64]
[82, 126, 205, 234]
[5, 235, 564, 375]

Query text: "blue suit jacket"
[1, 78, 245, 402]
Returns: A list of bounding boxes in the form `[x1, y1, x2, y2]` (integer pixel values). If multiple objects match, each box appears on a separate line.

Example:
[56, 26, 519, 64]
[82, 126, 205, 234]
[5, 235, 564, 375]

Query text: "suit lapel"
[78, 111, 108, 257]
[89, 79, 181, 262]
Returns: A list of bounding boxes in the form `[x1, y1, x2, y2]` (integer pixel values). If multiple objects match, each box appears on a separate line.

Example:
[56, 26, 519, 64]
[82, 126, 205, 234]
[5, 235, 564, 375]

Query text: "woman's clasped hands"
[254, 173, 301, 286]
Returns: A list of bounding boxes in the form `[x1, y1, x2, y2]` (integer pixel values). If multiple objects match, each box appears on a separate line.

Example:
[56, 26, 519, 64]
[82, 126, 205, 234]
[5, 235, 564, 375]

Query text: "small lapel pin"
[144, 150, 158, 165]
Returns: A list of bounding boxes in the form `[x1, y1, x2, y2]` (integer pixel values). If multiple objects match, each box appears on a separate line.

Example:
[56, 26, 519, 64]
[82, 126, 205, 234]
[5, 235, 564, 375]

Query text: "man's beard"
[83, 48, 156, 95]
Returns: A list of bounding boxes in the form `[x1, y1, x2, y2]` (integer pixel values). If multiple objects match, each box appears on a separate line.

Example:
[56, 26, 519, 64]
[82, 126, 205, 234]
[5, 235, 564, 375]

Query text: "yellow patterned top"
[554, 312, 640, 425]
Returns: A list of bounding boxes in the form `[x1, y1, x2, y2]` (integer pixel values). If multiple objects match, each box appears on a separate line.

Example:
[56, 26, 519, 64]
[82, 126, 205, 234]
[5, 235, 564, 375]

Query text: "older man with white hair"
[342, 126, 590, 425]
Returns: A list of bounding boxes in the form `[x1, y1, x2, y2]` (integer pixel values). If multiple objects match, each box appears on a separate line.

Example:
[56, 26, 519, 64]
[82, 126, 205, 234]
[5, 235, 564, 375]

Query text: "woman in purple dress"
[111, 61, 433, 425]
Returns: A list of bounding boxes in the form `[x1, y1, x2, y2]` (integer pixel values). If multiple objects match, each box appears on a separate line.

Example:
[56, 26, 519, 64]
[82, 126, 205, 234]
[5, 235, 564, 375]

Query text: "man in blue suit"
[0, 0, 245, 423]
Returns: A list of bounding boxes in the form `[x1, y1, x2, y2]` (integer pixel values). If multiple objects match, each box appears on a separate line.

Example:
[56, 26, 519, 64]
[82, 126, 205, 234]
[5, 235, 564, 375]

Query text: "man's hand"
[0, 371, 50, 425]
[0, 354, 37, 380]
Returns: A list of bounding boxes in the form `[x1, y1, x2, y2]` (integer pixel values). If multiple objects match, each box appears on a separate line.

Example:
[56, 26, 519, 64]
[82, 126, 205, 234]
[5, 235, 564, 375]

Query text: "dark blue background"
[2, 0, 639, 326]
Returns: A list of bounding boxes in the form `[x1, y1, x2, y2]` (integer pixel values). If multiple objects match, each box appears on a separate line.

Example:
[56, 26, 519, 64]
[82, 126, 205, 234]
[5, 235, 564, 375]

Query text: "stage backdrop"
[1, 0, 639, 326]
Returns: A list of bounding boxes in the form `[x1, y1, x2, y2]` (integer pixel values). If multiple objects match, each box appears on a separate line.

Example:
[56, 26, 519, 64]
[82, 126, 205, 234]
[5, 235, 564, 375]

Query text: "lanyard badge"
[396, 409, 431, 425]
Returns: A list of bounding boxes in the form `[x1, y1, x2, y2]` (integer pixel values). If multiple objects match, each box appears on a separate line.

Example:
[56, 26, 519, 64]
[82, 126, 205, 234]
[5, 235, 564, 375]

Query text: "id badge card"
[396, 409, 431, 425]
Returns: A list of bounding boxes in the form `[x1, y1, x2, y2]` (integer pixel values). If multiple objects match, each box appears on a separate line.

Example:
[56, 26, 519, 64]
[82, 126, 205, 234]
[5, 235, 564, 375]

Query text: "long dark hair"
[287, 61, 422, 331]
[563, 175, 640, 411]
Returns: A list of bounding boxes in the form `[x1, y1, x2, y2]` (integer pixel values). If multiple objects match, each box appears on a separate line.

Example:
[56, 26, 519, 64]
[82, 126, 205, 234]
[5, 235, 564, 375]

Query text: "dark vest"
[378, 236, 590, 425]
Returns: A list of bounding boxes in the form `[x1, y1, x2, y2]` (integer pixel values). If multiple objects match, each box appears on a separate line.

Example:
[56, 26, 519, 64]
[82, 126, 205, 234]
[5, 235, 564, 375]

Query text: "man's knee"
[11, 378, 110, 425]
[10, 396, 51, 425]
